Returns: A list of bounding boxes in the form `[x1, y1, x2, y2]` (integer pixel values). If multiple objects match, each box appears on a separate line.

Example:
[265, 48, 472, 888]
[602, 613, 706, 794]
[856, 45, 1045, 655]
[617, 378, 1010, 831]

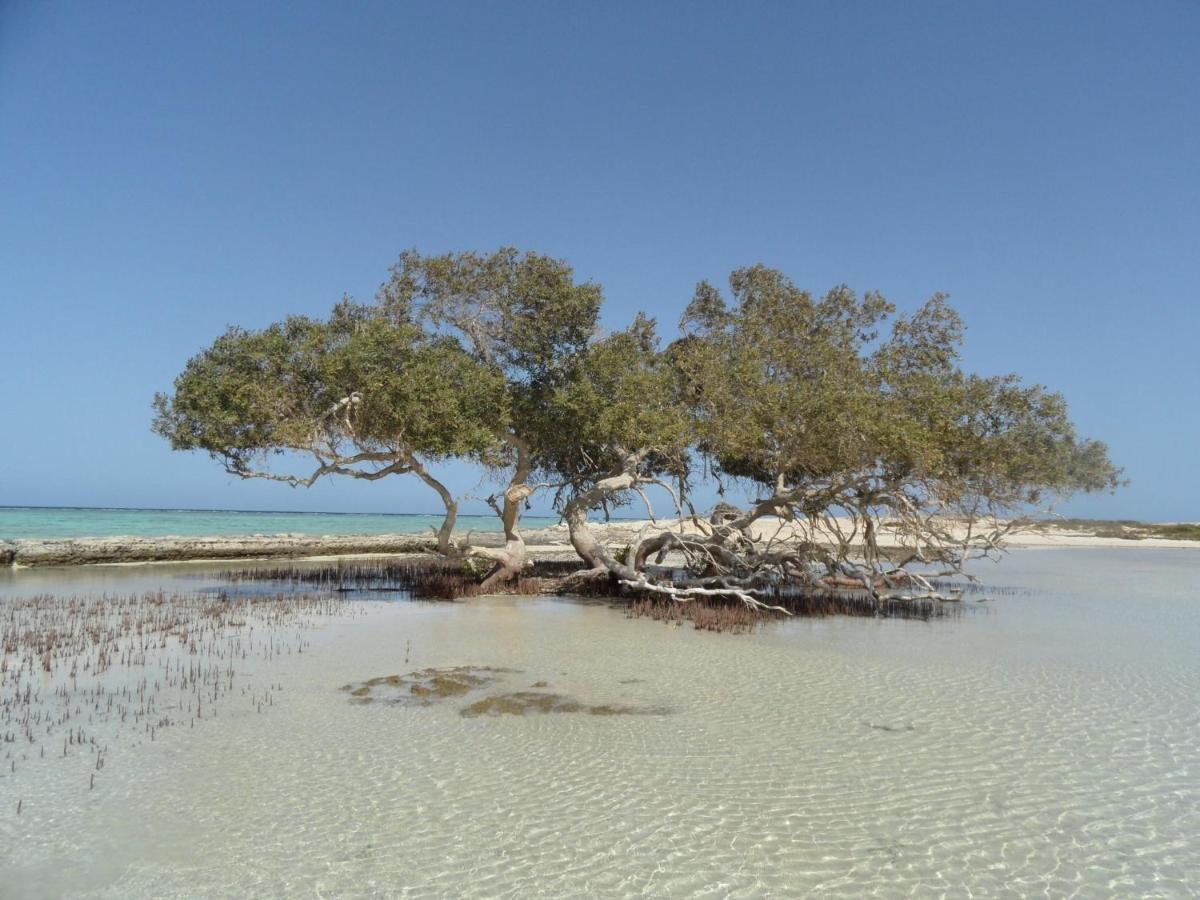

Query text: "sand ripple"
[1, 548, 1198, 897]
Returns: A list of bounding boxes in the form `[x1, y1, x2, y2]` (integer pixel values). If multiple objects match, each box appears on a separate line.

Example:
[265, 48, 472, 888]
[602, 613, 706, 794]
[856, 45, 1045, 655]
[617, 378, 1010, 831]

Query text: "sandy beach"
[525, 517, 1200, 552]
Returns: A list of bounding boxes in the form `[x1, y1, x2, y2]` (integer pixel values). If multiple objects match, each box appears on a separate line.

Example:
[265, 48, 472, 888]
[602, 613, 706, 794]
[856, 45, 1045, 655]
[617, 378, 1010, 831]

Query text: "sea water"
[0, 548, 1197, 897]
[0, 506, 560, 540]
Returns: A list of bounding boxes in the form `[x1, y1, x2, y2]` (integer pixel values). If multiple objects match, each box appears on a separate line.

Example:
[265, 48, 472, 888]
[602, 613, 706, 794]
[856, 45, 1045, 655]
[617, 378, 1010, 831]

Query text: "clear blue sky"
[1, 2, 1196, 520]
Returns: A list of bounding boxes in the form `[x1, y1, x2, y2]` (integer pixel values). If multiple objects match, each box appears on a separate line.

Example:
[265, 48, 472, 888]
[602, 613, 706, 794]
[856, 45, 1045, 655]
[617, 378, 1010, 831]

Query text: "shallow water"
[1, 549, 1197, 897]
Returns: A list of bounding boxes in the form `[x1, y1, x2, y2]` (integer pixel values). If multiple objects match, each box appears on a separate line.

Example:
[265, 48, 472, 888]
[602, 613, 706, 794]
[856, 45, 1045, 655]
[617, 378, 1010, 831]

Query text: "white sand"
[523, 518, 1200, 552]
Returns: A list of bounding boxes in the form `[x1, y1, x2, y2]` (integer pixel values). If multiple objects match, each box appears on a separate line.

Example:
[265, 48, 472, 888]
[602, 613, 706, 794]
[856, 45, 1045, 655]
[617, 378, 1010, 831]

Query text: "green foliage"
[152, 317, 333, 461]
[674, 266, 1122, 511]
[378, 247, 602, 383]
[675, 267, 895, 487]
[373, 247, 614, 485]
[536, 314, 692, 485]
[154, 250, 1121, 541]
[321, 306, 507, 460]
[153, 302, 506, 474]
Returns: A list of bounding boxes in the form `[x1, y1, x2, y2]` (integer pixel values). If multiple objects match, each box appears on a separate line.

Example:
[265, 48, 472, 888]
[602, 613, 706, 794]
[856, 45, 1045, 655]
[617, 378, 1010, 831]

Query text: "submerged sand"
[2, 548, 1197, 896]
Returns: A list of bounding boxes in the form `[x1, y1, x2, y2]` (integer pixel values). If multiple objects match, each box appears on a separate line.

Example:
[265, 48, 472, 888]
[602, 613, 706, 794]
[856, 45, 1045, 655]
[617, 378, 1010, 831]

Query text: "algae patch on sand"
[340, 666, 519, 706]
[459, 691, 671, 718]
[342, 667, 670, 717]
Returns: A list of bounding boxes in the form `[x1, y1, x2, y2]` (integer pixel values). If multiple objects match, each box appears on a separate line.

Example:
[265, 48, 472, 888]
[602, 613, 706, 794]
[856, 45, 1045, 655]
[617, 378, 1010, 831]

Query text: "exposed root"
[617, 577, 793, 615]
[218, 558, 582, 600]
[216, 556, 965, 624]
[628, 588, 961, 632]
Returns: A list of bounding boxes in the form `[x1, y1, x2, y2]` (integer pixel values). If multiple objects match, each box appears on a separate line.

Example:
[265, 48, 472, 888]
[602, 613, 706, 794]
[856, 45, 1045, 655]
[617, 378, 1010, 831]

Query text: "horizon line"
[0, 504, 565, 519]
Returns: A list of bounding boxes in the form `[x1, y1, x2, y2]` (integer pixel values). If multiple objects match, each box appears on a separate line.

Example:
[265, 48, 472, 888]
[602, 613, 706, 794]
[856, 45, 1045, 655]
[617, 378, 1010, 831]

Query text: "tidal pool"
[1, 549, 1197, 897]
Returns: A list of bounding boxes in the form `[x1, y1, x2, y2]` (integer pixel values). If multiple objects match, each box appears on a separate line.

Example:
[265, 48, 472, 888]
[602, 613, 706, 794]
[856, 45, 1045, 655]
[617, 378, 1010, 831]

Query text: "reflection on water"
[1, 549, 1198, 897]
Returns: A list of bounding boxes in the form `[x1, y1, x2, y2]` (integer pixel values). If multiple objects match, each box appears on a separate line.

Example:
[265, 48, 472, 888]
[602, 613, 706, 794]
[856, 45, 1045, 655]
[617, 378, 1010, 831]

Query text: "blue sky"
[1, 1, 1196, 520]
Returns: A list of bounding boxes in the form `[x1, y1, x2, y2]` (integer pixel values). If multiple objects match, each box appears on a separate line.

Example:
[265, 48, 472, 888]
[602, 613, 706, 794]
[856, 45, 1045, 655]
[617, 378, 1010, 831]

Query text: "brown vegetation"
[339, 666, 518, 705]
[459, 691, 669, 717]
[1033, 518, 1200, 541]
[1, 589, 352, 804]
[627, 586, 962, 633]
[218, 558, 584, 600]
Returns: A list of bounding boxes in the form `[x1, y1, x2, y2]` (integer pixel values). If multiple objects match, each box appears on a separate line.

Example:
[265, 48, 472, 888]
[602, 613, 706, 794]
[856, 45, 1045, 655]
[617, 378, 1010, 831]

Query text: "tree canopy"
[152, 299, 506, 553]
[154, 249, 1121, 602]
[656, 267, 1122, 599]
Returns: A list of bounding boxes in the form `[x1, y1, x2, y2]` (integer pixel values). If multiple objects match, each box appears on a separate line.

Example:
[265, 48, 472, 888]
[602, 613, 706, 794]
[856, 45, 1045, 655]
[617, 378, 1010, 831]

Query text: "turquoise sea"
[0, 506, 560, 540]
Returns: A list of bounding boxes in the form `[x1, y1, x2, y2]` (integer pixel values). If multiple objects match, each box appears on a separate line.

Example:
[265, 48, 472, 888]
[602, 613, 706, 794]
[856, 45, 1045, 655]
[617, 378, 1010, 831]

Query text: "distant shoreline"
[3, 519, 1197, 569]
[2, 503, 578, 518]
[0, 506, 563, 542]
[0, 533, 435, 568]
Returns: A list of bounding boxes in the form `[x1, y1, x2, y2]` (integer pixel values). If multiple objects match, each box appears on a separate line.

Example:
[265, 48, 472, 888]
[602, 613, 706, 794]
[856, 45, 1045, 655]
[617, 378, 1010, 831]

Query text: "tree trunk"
[564, 501, 608, 571]
[474, 436, 534, 589]
[562, 472, 642, 581]
[410, 458, 458, 557]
